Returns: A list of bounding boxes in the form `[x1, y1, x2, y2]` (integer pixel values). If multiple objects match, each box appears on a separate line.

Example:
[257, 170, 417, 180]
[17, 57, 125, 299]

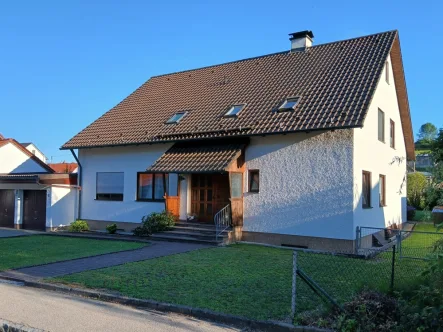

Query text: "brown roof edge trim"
[60, 125, 361, 150]
[390, 34, 415, 161]
[357, 30, 398, 131]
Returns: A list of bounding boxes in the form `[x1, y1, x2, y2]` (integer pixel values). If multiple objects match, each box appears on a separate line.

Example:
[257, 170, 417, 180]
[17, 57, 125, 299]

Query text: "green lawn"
[49, 224, 443, 322]
[0, 235, 145, 271]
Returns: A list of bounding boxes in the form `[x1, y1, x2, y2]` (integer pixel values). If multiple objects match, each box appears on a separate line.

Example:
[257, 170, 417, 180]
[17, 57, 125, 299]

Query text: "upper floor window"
[362, 171, 372, 208]
[166, 112, 187, 124]
[137, 172, 168, 201]
[390, 119, 395, 148]
[96, 172, 124, 201]
[385, 61, 390, 84]
[378, 109, 385, 142]
[278, 97, 300, 112]
[225, 104, 245, 117]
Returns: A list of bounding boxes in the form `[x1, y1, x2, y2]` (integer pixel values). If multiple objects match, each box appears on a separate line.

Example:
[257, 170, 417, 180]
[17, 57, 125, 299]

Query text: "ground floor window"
[248, 170, 260, 192]
[362, 171, 371, 208]
[137, 172, 168, 201]
[96, 172, 124, 201]
[379, 174, 386, 206]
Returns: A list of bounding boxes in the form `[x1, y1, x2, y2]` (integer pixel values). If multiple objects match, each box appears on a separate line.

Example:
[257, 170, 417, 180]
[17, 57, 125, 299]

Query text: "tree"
[417, 122, 438, 142]
[407, 172, 427, 208]
[432, 128, 443, 163]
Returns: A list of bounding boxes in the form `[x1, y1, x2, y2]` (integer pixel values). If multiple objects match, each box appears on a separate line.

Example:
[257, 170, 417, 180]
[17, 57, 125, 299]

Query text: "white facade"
[79, 144, 172, 223]
[0, 142, 48, 174]
[243, 131, 355, 240]
[353, 55, 407, 230]
[22, 143, 47, 163]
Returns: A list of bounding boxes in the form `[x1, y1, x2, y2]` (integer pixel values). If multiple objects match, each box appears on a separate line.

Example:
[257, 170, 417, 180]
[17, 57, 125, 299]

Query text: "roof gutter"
[70, 149, 82, 220]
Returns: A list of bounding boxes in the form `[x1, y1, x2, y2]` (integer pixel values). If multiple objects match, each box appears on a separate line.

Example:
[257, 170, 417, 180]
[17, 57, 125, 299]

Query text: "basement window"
[278, 97, 300, 111]
[224, 104, 245, 117]
[166, 111, 187, 124]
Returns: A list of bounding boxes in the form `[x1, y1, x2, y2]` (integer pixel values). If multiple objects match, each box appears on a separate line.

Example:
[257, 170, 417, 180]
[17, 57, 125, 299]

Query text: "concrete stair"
[150, 221, 231, 245]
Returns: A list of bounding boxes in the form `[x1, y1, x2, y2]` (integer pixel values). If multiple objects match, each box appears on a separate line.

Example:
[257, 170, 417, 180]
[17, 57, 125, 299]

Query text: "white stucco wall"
[49, 186, 78, 228]
[23, 143, 47, 164]
[79, 144, 173, 223]
[0, 142, 48, 173]
[353, 54, 407, 231]
[243, 130, 355, 240]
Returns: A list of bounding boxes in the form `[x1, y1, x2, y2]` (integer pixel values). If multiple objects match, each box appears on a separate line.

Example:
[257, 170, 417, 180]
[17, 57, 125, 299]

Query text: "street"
[0, 281, 243, 332]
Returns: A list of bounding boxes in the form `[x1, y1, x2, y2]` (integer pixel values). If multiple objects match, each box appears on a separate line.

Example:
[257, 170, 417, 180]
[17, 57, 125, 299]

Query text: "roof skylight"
[278, 97, 300, 111]
[224, 104, 245, 117]
[166, 111, 187, 124]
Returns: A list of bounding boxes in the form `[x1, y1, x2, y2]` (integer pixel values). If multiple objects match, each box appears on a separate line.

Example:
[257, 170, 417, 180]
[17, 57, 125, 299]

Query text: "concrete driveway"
[0, 228, 41, 238]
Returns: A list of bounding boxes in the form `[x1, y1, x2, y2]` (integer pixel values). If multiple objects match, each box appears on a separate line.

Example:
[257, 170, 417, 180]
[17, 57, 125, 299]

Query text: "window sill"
[136, 199, 165, 203]
[362, 206, 373, 209]
[95, 199, 124, 202]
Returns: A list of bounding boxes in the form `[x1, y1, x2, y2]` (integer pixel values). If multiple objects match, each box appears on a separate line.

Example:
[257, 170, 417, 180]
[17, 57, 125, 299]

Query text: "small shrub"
[106, 223, 118, 234]
[407, 205, 416, 221]
[133, 211, 175, 236]
[69, 220, 89, 232]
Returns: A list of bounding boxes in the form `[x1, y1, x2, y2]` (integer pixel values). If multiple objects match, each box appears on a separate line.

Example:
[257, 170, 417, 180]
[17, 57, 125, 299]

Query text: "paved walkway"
[0, 281, 240, 332]
[1, 241, 211, 280]
[0, 228, 41, 238]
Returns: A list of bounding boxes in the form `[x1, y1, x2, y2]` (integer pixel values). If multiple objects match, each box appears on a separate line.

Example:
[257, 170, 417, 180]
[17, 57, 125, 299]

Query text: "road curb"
[0, 318, 46, 332]
[0, 276, 329, 332]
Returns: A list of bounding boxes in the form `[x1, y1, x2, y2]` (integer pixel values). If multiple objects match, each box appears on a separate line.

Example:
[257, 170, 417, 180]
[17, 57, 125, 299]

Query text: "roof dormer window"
[166, 111, 187, 124]
[278, 97, 300, 111]
[224, 104, 245, 117]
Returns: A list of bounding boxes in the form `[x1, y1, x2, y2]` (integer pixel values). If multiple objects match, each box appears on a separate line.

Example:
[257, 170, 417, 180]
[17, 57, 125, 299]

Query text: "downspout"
[70, 149, 82, 220]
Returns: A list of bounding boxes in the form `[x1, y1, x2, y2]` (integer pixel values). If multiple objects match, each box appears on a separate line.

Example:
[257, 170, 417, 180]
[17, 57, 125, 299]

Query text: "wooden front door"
[191, 174, 229, 222]
[0, 190, 15, 228]
[23, 190, 47, 231]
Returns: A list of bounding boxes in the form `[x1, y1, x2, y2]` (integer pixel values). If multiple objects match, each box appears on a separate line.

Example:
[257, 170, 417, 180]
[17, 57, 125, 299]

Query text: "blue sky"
[0, 0, 442, 162]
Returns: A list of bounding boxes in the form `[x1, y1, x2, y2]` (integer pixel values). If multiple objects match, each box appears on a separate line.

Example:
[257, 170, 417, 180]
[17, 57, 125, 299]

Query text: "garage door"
[23, 190, 47, 231]
[0, 190, 15, 228]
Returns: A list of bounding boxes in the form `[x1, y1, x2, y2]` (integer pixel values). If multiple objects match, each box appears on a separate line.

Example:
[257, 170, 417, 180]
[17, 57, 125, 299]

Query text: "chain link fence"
[292, 225, 443, 315]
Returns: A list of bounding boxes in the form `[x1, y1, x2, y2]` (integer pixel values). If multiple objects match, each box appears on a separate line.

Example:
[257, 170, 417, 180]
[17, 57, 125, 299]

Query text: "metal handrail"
[214, 204, 232, 241]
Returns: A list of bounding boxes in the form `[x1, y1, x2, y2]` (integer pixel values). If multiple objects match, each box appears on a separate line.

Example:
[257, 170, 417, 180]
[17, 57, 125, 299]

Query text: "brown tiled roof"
[147, 142, 244, 173]
[62, 30, 413, 159]
[49, 162, 78, 173]
[0, 138, 55, 173]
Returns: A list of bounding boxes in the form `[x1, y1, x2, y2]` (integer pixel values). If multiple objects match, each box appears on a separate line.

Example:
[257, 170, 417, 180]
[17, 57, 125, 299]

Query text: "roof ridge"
[150, 30, 398, 79]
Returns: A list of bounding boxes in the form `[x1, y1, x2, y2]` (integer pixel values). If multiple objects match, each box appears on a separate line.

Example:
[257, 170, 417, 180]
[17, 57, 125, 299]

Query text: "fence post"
[356, 226, 361, 252]
[390, 244, 396, 292]
[291, 251, 297, 319]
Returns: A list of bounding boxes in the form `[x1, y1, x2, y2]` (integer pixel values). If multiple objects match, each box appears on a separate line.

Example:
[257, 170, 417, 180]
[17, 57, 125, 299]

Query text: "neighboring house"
[62, 30, 414, 251]
[20, 142, 47, 163]
[415, 154, 434, 169]
[49, 162, 78, 174]
[0, 136, 78, 230]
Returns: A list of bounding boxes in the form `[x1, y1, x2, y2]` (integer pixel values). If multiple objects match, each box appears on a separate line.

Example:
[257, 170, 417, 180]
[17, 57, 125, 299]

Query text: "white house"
[20, 142, 47, 163]
[0, 136, 78, 230]
[62, 30, 414, 251]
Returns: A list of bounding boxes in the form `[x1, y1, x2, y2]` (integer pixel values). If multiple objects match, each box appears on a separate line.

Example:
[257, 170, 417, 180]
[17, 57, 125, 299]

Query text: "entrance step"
[150, 221, 233, 245]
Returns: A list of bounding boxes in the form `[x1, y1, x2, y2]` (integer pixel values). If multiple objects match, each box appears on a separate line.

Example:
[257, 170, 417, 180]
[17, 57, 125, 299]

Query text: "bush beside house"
[407, 172, 427, 209]
[133, 211, 175, 236]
